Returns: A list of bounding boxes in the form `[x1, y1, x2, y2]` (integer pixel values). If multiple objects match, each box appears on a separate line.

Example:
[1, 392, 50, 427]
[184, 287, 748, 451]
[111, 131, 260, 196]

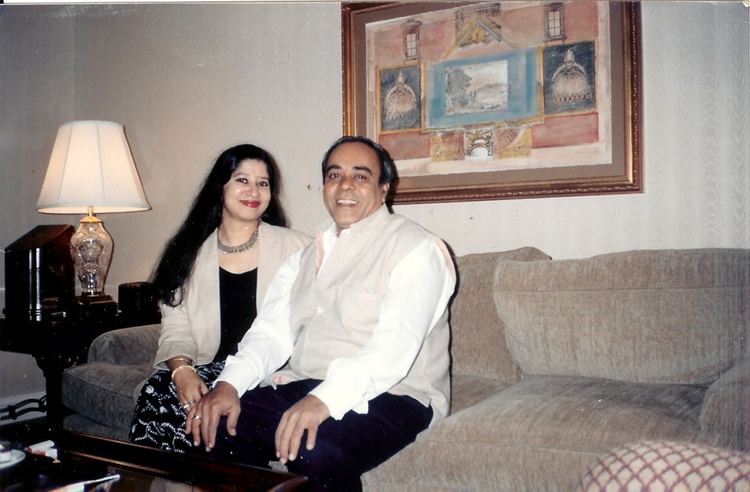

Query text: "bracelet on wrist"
[171, 364, 197, 380]
[171, 356, 193, 365]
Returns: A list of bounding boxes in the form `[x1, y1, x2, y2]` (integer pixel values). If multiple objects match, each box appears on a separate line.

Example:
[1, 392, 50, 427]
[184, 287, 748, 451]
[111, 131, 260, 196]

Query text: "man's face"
[323, 142, 389, 232]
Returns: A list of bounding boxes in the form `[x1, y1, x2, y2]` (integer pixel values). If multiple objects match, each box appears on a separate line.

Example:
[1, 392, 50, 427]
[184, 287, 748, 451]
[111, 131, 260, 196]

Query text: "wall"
[70, 4, 342, 288]
[0, 2, 748, 404]
[0, 6, 77, 404]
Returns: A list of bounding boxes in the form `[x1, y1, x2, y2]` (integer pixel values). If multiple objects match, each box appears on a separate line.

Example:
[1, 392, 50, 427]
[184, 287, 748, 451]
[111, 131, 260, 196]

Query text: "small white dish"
[0, 449, 25, 470]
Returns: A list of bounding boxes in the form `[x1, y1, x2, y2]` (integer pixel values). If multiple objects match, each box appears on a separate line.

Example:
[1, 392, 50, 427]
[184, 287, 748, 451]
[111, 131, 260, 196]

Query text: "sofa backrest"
[450, 247, 551, 382]
[493, 249, 750, 385]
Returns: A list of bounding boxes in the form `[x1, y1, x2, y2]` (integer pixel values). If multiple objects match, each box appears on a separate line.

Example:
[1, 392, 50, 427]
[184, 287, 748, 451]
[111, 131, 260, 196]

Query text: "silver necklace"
[217, 226, 259, 254]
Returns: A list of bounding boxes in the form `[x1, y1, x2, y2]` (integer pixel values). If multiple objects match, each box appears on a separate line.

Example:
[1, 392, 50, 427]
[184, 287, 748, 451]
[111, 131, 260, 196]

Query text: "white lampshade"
[37, 120, 150, 214]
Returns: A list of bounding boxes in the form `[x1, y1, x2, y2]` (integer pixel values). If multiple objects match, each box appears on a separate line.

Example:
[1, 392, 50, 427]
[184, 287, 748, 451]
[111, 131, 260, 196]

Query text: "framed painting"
[342, 1, 642, 203]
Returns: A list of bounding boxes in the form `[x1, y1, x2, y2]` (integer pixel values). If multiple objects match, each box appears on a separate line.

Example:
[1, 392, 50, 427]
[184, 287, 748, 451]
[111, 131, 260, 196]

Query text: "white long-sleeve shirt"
[217, 218, 455, 419]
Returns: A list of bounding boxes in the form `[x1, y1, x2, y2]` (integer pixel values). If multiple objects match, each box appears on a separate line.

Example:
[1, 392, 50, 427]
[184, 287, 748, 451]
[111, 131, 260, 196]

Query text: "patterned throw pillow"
[577, 440, 750, 491]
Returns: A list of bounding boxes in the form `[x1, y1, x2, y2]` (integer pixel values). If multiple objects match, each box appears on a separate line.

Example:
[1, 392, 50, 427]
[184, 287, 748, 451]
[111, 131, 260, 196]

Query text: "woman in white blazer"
[130, 144, 310, 452]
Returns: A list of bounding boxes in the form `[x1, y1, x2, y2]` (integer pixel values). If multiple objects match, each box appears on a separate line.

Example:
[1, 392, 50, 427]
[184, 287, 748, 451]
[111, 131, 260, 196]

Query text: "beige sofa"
[363, 247, 749, 490]
[62, 247, 749, 490]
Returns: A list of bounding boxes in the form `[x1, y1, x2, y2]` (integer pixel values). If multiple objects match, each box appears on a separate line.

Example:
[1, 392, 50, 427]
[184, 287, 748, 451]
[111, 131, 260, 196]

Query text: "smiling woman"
[220, 159, 271, 241]
[128, 144, 311, 453]
[217, 159, 272, 271]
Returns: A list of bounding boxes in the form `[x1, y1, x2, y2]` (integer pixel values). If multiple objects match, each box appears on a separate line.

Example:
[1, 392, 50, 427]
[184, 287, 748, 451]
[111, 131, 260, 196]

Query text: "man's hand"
[274, 395, 330, 464]
[186, 381, 241, 452]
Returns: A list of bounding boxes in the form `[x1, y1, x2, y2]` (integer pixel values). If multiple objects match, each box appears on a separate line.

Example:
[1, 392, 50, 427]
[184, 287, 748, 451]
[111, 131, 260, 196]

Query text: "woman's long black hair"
[151, 144, 288, 306]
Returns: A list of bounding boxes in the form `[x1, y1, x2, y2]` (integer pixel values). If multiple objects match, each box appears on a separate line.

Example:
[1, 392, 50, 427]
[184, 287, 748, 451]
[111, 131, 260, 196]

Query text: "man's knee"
[211, 416, 274, 465]
[287, 435, 356, 478]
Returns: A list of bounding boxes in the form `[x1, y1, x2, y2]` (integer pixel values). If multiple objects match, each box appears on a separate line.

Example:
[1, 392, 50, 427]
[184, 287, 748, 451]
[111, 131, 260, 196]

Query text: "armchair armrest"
[699, 355, 750, 451]
[88, 323, 161, 366]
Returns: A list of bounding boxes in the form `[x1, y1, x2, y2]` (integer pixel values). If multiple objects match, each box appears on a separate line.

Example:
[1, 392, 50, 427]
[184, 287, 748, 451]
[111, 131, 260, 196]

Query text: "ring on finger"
[193, 414, 202, 420]
[182, 402, 191, 410]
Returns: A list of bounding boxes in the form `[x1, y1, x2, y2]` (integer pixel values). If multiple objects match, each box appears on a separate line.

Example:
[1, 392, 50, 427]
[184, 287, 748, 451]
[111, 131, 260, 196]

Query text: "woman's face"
[221, 159, 271, 225]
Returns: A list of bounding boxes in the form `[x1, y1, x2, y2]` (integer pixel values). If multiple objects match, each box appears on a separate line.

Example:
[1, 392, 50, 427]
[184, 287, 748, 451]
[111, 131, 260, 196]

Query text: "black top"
[216, 267, 257, 362]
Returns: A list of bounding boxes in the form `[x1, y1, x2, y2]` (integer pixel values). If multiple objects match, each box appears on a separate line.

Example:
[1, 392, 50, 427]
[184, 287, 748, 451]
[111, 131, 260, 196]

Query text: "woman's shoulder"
[261, 222, 312, 249]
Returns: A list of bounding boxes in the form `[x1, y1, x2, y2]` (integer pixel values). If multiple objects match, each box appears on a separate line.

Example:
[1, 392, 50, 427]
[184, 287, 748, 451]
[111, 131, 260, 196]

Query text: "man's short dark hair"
[320, 136, 397, 185]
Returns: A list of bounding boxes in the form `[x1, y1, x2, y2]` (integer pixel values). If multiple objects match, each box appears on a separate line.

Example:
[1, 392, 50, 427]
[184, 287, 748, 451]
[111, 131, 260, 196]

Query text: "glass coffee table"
[0, 431, 308, 491]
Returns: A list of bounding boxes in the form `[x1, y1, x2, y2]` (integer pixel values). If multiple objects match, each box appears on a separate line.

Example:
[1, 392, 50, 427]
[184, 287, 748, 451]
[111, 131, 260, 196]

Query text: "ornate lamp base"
[70, 211, 113, 296]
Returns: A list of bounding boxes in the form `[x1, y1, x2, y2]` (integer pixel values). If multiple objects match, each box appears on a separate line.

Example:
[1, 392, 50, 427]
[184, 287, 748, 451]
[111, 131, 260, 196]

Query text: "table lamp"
[36, 121, 150, 301]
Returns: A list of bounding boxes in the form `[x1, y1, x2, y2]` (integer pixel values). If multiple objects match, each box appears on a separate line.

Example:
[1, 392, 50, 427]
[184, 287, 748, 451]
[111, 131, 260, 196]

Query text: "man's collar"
[346, 205, 390, 234]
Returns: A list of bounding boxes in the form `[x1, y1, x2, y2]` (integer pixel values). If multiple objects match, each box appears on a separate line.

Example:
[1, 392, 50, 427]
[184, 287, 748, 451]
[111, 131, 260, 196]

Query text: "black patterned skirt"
[129, 361, 225, 452]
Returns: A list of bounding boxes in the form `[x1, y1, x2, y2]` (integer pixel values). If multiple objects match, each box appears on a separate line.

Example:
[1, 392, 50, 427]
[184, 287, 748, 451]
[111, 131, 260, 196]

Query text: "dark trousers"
[208, 379, 433, 491]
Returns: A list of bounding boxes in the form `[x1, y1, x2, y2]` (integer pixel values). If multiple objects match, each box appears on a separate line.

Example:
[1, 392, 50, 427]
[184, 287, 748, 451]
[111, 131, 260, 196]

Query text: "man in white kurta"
[188, 136, 455, 491]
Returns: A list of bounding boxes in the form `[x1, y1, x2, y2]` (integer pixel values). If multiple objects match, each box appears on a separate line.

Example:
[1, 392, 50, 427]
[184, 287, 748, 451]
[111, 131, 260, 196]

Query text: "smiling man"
[188, 136, 456, 491]
[321, 138, 388, 231]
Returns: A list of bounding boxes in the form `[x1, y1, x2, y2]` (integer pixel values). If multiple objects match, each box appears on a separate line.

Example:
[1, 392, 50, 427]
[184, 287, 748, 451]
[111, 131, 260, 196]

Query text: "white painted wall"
[1, 2, 748, 404]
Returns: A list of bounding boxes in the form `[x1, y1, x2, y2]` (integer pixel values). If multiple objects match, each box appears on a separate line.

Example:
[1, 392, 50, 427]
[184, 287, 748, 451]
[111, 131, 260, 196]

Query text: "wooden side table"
[0, 307, 160, 433]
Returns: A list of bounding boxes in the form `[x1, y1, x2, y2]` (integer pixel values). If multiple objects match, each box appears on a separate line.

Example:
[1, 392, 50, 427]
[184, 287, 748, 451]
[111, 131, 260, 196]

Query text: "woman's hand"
[169, 357, 209, 413]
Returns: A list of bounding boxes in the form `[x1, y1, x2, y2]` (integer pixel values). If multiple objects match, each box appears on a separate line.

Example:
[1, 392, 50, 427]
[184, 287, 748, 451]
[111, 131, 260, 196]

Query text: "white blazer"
[153, 222, 310, 369]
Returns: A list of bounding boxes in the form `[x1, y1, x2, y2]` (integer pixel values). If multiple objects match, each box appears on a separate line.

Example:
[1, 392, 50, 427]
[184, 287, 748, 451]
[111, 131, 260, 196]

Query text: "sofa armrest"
[88, 323, 160, 366]
[699, 355, 750, 450]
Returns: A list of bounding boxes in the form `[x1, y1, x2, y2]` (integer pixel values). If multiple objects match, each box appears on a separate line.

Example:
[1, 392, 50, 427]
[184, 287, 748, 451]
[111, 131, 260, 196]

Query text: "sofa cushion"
[494, 249, 749, 384]
[62, 362, 153, 433]
[450, 374, 508, 414]
[700, 355, 750, 450]
[363, 376, 715, 491]
[63, 414, 130, 441]
[451, 247, 550, 383]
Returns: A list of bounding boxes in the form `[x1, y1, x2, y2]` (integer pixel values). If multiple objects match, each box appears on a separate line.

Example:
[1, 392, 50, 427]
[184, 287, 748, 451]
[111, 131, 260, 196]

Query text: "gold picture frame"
[342, 1, 642, 204]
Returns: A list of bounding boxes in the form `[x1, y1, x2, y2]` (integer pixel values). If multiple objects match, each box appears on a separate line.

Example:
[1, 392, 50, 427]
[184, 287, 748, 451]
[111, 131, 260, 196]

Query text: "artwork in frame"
[342, 1, 642, 204]
[379, 63, 422, 132]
